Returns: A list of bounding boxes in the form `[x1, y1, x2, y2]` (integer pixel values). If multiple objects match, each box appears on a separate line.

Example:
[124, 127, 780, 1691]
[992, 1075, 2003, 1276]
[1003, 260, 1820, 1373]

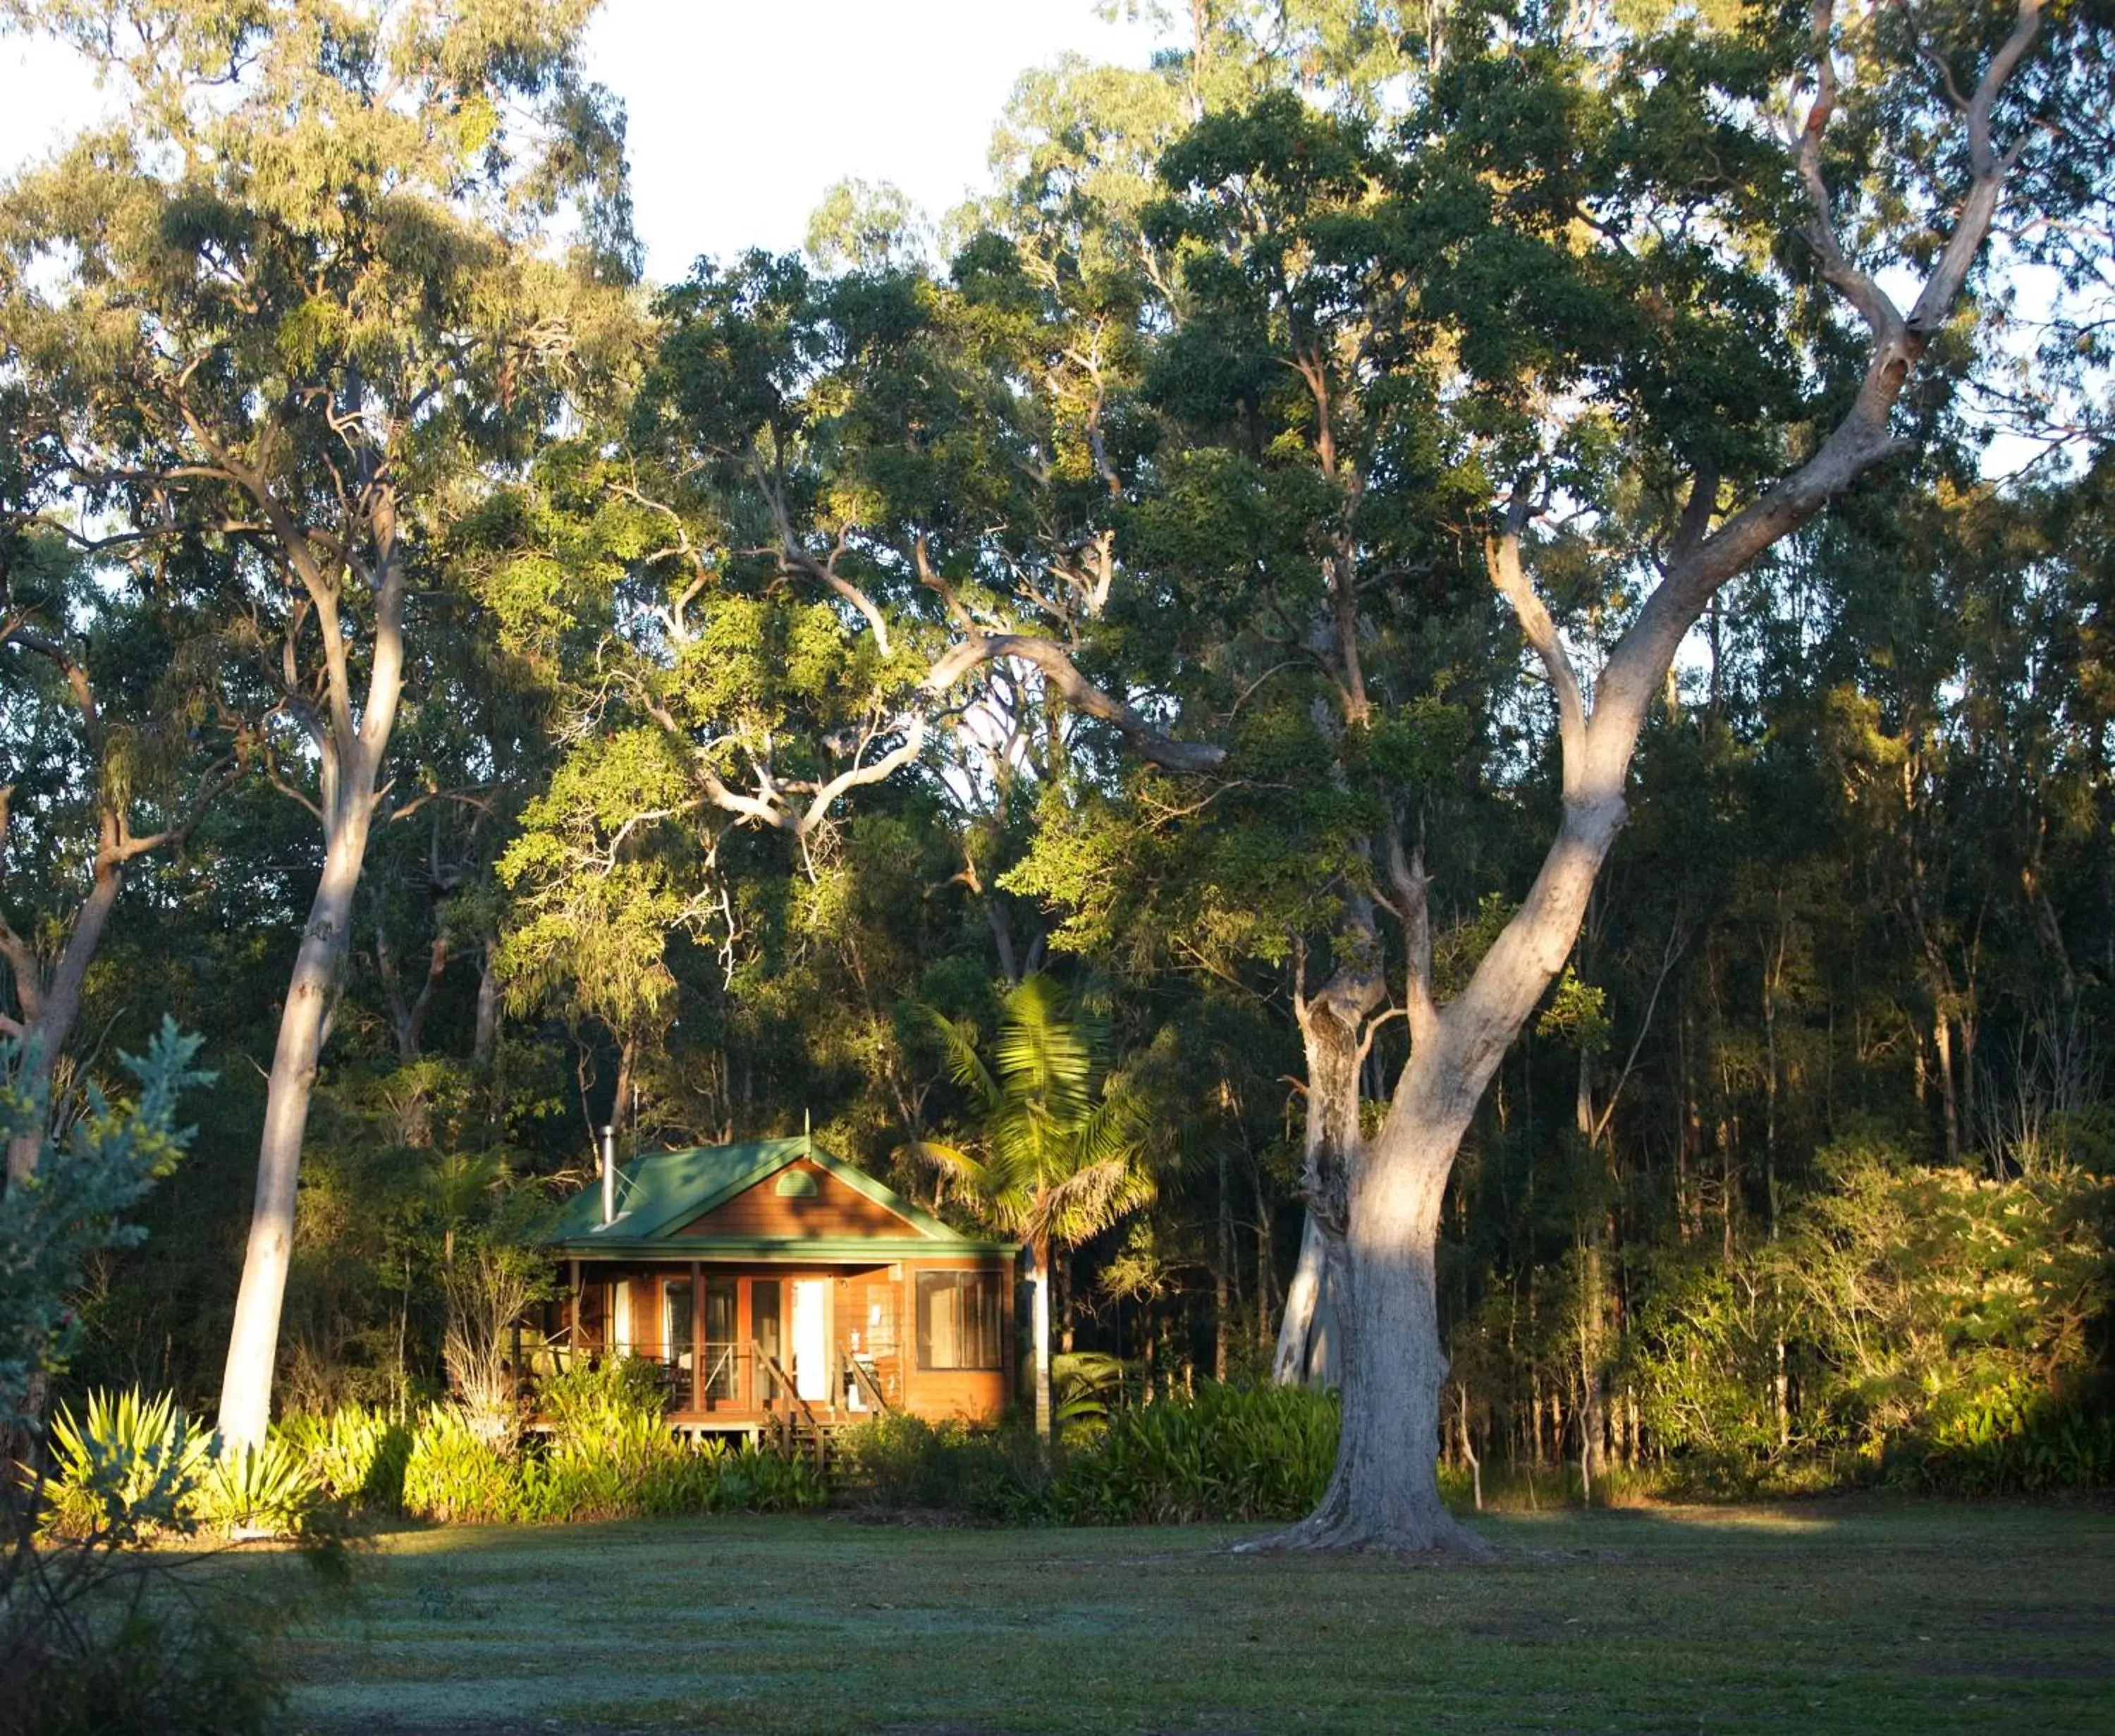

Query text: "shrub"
[396, 1366, 830, 1526]
[1052, 1352, 1128, 1437]
[43, 1388, 212, 1541]
[278, 1405, 411, 1512]
[0, 1575, 289, 1736]
[192, 1436, 324, 1538]
[538, 1357, 669, 1459]
[1777, 1147, 2114, 1472]
[835, 1413, 1048, 1518]
[1885, 1385, 2115, 1495]
[703, 1442, 829, 1513]
[43, 1389, 324, 1541]
[840, 1384, 1341, 1527]
[1048, 1381, 1340, 1524]
[402, 1403, 523, 1524]
[0, 1026, 300, 1736]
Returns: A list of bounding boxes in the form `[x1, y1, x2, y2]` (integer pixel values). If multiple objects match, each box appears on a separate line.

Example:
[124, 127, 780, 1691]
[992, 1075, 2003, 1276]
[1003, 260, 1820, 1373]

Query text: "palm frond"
[919, 1005, 1003, 1113]
[995, 976, 1096, 1125]
[916, 973, 1154, 1257]
[899, 1137, 991, 1193]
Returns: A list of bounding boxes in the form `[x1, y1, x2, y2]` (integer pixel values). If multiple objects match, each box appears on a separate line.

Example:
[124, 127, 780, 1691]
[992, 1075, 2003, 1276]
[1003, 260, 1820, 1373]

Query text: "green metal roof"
[546, 1136, 1013, 1257]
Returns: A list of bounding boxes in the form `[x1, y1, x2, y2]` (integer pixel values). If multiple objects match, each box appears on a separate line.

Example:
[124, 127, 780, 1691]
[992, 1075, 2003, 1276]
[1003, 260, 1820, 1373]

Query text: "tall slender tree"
[0, 0, 634, 1444]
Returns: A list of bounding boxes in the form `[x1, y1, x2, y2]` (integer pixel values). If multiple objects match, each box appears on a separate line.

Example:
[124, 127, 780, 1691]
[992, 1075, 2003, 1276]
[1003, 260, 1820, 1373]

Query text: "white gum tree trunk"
[1261, 793, 1626, 1553]
[217, 499, 406, 1450]
[1273, 956, 1380, 1386]
[1270, 1211, 1331, 1385]
[215, 805, 379, 1446]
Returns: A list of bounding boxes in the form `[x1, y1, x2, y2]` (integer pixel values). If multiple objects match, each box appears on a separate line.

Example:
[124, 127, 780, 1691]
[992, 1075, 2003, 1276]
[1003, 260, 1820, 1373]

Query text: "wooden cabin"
[539, 1137, 1018, 1437]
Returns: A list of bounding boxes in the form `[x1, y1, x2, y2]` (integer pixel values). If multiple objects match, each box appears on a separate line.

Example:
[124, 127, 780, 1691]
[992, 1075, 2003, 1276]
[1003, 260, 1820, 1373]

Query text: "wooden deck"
[527, 1339, 884, 1465]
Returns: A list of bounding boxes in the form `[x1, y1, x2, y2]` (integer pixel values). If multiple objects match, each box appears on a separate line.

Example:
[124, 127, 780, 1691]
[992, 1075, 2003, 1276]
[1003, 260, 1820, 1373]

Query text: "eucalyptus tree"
[0, 0, 634, 1445]
[1274, 0, 2086, 1551]
[488, 243, 1231, 1140]
[1018, 0, 2096, 1548]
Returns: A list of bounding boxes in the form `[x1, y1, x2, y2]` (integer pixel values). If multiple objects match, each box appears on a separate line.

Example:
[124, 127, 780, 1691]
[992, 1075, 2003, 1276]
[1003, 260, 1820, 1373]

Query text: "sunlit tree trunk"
[1029, 1233, 1053, 1440]
[219, 807, 378, 1445]
[219, 517, 405, 1450]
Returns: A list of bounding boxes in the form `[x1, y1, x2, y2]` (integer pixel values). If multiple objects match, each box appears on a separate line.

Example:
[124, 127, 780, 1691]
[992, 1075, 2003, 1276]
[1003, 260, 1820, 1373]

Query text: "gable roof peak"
[544, 1133, 1005, 1254]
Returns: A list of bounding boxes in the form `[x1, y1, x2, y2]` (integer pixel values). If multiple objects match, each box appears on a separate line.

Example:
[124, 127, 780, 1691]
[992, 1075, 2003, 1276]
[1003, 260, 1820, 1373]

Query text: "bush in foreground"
[838, 1382, 1342, 1525]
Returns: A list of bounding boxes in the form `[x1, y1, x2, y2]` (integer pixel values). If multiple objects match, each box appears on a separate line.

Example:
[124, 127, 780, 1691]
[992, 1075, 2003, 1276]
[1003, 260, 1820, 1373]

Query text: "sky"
[0, 0, 1161, 283]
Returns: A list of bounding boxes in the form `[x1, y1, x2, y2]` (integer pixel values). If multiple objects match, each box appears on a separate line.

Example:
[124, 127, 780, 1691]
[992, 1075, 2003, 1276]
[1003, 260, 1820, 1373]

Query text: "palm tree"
[909, 977, 1153, 1439]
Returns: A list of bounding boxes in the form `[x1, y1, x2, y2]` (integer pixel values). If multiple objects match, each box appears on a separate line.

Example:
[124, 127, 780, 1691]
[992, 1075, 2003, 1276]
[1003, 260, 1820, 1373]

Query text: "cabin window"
[663, 1279, 694, 1372]
[704, 1276, 739, 1400]
[915, 1271, 1002, 1371]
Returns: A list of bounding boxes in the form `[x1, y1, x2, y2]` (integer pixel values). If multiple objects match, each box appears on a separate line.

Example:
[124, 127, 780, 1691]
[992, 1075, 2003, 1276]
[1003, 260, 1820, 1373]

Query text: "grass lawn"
[278, 1500, 2115, 1735]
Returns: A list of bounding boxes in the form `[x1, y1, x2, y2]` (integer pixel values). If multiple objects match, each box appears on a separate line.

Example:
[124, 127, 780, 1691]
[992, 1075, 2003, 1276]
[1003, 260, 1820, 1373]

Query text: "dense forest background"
[4, 0, 2110, 1493]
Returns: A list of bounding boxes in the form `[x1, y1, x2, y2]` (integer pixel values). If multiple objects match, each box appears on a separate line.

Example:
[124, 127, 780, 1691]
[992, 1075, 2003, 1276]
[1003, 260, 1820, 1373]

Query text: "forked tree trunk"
[1251, 794, 1626, 1554]
[1287, 1098, 1479, 1551]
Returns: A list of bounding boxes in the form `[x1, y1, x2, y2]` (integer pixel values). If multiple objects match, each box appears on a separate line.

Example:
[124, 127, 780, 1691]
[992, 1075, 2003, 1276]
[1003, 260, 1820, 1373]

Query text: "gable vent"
[775, 1169, 819, 1197]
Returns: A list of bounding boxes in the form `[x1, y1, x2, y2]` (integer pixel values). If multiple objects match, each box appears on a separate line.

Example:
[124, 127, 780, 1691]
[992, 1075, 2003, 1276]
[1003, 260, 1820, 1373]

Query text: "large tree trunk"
[1287, 1103, 1480, 1551]
[218, 491, 405, 1450]
[216, 804, 376, 1448]
[1249, 791, 1629, 1553]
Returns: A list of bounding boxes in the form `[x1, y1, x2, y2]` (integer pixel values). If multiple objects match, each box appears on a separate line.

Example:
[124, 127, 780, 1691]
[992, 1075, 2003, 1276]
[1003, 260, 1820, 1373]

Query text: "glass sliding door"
[753, 1279, 783, 1402]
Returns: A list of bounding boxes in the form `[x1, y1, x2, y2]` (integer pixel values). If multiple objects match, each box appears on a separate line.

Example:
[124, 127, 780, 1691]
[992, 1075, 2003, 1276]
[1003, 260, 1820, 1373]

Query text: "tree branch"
[924, 633, 1226, 774]
[795, 717, 928, 836]
[1383, 815, 1439, 1054]
[1485, 501, 1586, 799]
